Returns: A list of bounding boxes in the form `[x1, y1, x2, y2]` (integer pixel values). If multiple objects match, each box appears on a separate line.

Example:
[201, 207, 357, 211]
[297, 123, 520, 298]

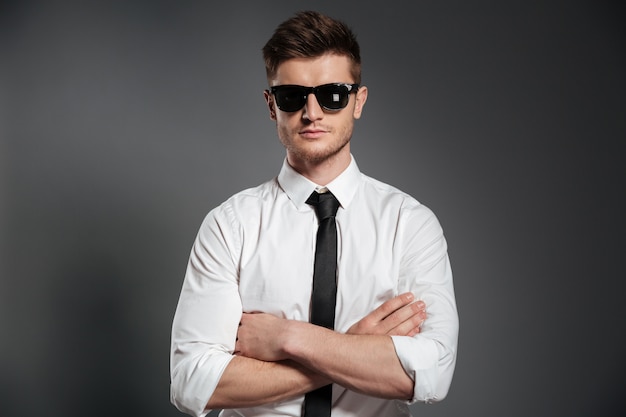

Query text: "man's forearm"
[282, 322, 414, 400]
[233, 293, 423, 402]
[207, 355, 329, 409]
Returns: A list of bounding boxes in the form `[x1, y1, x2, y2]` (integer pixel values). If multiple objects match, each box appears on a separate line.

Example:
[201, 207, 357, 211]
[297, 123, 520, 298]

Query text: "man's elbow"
[425, 382, 451, 404]
[170, 365, 218, 417]
[413, 359, 456, 404]
[170, 384, 205, 417]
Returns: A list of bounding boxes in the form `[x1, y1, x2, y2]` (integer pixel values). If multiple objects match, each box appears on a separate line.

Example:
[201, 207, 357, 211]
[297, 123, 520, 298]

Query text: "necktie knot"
[307, 191, 340, 221]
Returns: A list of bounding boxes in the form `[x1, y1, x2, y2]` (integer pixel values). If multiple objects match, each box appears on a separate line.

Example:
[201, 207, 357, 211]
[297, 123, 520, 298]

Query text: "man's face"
[264, 54, 368, 168]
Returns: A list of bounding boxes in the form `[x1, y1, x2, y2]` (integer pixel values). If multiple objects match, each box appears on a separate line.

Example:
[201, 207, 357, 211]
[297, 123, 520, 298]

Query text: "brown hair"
[262, 11, 361, 83]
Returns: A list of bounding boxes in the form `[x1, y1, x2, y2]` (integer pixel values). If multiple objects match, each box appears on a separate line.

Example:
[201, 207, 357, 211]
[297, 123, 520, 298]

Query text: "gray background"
[1, 1, 624, 416]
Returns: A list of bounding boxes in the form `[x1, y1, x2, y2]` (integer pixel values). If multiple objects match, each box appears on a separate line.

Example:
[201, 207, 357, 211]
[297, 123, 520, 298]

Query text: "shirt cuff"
[170, 351, 234, 417]
[391, 335, 439, 403]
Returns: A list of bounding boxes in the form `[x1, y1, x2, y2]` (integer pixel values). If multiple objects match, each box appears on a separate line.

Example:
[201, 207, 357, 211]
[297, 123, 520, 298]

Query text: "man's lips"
[299, 128, 328, 139]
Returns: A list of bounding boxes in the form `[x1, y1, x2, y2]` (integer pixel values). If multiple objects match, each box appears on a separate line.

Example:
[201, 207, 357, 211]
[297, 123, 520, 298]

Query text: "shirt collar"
[277, 155, 362, 211]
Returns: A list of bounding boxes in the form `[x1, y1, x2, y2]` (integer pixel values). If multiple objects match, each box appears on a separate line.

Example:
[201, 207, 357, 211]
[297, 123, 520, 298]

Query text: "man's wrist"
[281, 320, 322, 362]
[281, 320, 336, 365]
[281, 319, 305, 360]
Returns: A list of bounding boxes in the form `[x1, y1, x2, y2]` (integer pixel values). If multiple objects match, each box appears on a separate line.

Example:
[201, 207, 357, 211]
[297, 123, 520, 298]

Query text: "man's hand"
[234, 312, 291, 362]
[347, 292, 427, 337]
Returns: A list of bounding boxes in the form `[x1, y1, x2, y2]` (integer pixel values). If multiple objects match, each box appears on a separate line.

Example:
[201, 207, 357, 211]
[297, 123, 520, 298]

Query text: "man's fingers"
[369, 292, 415, 321]
[346, 293, 426, 336]
[382, 300, 427, 336]
[387, 309, 427, 336]
[370, 294, 426, 335]
[406, 325, 422, 337]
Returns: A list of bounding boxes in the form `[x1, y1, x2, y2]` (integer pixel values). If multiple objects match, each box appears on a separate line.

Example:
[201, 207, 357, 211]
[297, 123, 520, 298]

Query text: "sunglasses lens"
[316, 84, 350, 110]
[271, 84, 357, 112]
[274, 86, 306, 112]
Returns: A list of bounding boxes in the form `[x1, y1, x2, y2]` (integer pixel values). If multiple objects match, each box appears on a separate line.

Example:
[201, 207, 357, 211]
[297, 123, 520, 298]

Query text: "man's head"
[262, 11, 368, 182]
[262, 11, 361, 85]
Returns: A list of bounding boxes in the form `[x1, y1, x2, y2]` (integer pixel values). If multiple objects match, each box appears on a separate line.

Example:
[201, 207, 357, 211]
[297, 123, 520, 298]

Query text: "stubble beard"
[278, 126, 353, 165]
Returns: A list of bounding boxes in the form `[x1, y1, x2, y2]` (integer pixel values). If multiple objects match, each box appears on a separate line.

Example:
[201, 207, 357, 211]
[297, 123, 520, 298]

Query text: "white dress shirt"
[170, 156, 458, 417]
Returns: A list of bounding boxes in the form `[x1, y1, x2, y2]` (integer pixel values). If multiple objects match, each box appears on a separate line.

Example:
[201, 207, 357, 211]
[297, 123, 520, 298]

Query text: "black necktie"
[303, 191, 340, 417]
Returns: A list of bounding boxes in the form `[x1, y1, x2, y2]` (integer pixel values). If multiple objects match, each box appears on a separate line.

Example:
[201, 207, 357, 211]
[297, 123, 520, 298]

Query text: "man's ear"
[353, 85, 368, 119]
[264, 90, 277, 120]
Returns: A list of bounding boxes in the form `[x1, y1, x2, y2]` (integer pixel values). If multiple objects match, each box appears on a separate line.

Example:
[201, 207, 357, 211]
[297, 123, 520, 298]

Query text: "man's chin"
[289, 142, 350, 165]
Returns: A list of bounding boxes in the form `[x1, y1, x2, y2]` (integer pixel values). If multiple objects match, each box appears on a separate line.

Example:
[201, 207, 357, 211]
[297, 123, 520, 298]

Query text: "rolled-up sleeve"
[392, 203, 459, 403]
[170, 204, 242, 416]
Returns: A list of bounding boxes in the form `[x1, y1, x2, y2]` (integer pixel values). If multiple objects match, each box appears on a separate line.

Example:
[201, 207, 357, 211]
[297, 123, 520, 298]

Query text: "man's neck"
[287, 152, 351, 186]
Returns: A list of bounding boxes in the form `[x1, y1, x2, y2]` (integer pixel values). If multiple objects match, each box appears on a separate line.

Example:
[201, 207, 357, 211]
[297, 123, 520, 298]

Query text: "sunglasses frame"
[268, 83, 360, 112]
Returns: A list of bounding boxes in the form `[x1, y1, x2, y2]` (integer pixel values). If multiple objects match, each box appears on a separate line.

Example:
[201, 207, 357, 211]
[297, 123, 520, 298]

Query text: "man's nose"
[302, 92, 324, 120]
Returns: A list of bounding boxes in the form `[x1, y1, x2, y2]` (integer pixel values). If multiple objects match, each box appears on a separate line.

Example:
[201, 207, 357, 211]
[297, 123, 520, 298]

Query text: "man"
[170, 10, 458, 417]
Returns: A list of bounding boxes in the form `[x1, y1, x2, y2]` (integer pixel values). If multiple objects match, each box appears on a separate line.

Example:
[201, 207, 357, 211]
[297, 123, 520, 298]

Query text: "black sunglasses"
[268, 83, 359, 112]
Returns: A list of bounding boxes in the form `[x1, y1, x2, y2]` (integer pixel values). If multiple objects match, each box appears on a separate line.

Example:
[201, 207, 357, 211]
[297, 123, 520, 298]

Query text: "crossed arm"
[207, 292, 427, 409]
